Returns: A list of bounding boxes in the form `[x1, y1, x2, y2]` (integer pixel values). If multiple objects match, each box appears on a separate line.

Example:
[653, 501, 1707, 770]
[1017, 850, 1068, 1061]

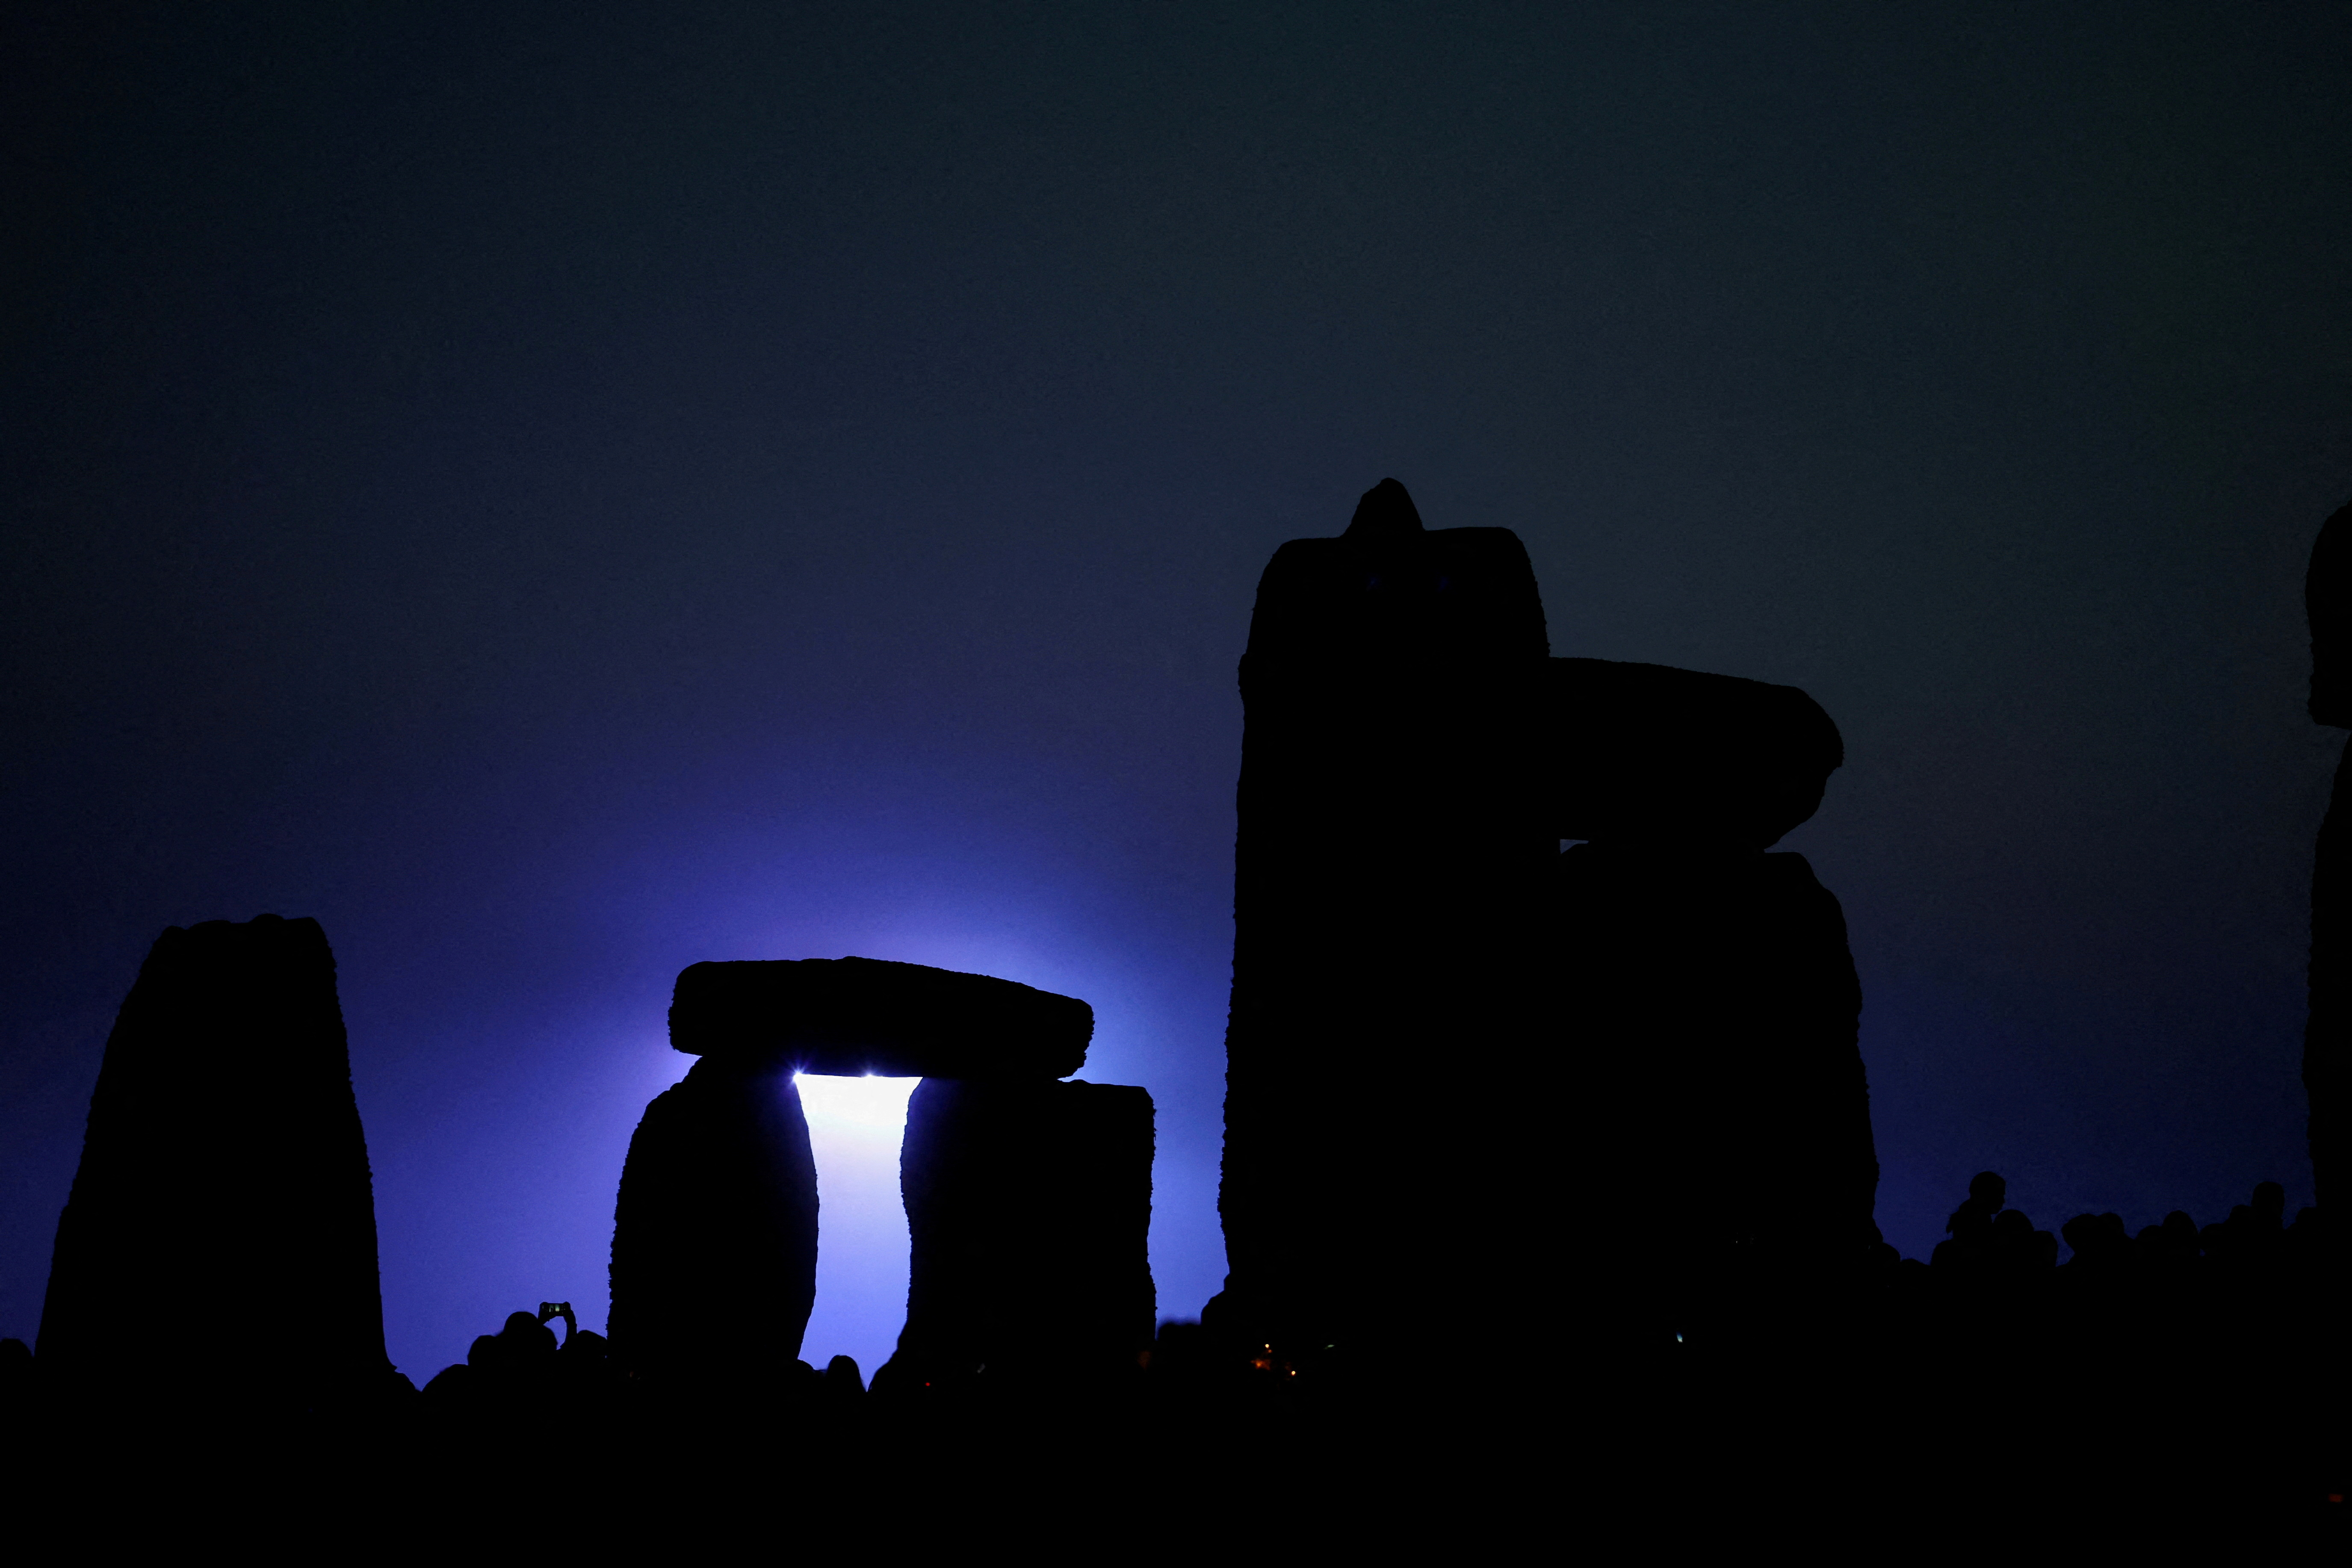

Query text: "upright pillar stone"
[38, 915, 393, 1406]
[1220, 479, 1553, 1352]
[2306, 499, 2352, 1214]
[1545, 659, 1878, 1273]
[610, 1054, 820, 1382]
[890, 1077, 1154, 1384]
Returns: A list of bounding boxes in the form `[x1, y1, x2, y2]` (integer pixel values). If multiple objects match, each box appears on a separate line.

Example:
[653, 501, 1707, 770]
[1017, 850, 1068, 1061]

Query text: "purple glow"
[797, 1073, 921, 1377]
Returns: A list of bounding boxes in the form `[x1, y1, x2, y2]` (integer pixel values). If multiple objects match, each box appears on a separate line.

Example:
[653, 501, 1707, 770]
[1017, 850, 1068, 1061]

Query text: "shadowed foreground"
[0, 1190, 2342, 1546]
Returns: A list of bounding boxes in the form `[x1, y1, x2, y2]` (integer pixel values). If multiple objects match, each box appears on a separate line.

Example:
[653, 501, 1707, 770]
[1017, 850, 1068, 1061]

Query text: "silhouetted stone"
[1541, 649, 1878, 1297]
[1554, 844, 1879, 1268]
[609, 1054, 818, 1382]
[668, 956, 1093, 1077]
[1221, 478, 1552, 1352]
[1547, 658, 1843, 849]
[35, 914, 393, 1407]
[889, 1077, 1154, 1384]
[2306, 500, 2352, 1211]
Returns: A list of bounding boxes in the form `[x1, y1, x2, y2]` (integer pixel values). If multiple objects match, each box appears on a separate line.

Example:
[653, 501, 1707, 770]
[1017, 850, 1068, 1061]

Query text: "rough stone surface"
[37, 915, 392, 1403]
[889, 1076, 1154, 1383]
[1548, 657, 1844, 850]
[668, 956, 1092, 1078]
[609, 1055, 819, 1379]
[1220, 478, 1553, 1349]
[1551, 844, 1880, 1262]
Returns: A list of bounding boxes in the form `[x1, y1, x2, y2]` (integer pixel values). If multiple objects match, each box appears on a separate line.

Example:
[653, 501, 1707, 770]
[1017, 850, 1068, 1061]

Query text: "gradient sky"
[4, 4, 2348, 1381]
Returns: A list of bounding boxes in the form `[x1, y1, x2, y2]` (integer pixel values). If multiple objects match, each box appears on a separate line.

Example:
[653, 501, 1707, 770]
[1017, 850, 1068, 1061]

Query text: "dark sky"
[5, 4, 2348, 1379]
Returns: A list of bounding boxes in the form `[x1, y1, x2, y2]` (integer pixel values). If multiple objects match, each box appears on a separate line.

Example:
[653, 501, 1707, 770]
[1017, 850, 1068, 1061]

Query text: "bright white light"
[795, 1072, 920, 1138]
[793, 1073, 920, 1379]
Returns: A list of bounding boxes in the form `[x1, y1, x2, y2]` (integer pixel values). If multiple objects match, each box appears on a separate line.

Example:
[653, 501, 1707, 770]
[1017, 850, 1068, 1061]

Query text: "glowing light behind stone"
[795, 1073, 921, 1378]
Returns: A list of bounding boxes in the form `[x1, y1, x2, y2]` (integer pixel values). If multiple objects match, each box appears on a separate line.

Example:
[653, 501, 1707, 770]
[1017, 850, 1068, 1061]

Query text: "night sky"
[5, 5, 2348, 1382]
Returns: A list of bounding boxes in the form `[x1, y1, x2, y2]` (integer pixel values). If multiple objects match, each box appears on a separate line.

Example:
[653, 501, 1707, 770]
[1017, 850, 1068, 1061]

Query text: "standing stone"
[1220, 479, 1553, 1352]
[609, 1055, 819, 1382]
[1554, 844, 1877, 1261]
[1545, 659, 1878, 1270]
[889, 1077, 1154, 1384]
[2307, 499, 2352, 1213]
[38, 915, 393, 1405]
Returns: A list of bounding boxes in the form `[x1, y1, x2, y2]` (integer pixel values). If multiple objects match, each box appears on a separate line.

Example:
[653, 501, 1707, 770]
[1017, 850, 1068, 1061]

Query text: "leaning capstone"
[1548, 658, 1844, 849]
[668, 957, 1093, 1078]
[37, 915, 395, 1407]
[886, 1077, 1155, 1386]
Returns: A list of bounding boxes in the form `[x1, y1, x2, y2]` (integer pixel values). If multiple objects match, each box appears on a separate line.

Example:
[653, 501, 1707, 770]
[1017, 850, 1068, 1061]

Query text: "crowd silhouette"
[2, 1160, 2335, 1538]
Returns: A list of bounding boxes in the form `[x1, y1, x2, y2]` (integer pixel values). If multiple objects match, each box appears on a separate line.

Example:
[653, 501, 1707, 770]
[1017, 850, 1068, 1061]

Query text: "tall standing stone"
[1220, 479, 1553, 1351]
[38, 915, 393, 1405]
[889, 1077, 1154, 1384]
[2307, 499, 2352, 1213]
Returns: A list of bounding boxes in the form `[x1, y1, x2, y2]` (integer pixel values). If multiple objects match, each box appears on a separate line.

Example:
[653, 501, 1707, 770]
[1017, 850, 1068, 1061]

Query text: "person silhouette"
[1932, 1172, 2007, 1270]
